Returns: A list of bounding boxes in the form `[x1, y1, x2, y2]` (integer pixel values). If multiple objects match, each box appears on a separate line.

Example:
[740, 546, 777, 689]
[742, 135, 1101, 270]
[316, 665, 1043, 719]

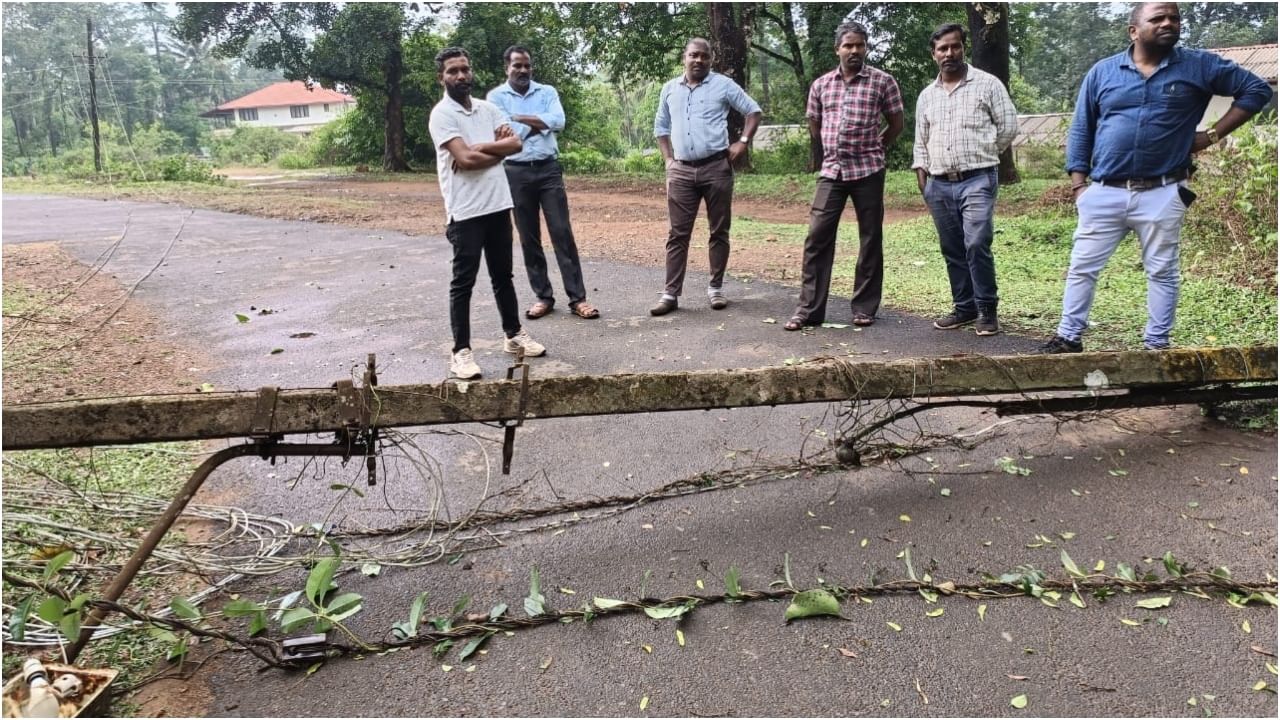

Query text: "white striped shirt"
[912, 66, 1018, 175]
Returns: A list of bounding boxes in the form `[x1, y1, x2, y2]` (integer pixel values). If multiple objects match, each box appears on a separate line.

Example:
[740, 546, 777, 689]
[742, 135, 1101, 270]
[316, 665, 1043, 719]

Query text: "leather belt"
[931, 167, 992, 182]
[676, 150, 729, 167]
[1098, 168, 1189, 191]
[505, 157, 557, 167]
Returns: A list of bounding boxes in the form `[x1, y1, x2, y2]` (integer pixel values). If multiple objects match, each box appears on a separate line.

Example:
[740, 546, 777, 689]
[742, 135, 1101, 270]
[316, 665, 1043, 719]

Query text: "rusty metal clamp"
[501, 347, 531, 474]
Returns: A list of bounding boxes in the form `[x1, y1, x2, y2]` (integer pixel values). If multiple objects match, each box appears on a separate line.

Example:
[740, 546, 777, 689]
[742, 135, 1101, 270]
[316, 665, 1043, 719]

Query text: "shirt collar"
[931, 65, 973, 88]
[496, 79, 545, 98]
[680, 70, 720, 88]
[443, 92, 478, 115]
[1120, 44, 1183, 70]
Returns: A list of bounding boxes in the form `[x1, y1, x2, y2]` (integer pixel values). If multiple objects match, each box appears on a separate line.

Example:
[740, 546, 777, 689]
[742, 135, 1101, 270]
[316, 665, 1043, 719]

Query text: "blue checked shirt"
[654, 71, 762, 161]
[486, 80, 566, 162]
[1067, 46, 1273, 180]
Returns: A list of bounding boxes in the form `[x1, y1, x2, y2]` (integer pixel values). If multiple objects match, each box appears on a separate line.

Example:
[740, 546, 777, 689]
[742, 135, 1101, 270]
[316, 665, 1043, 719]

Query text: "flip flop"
[570, 302, 600, 319]
[852, 313, 875, 326]
[525, 302, 554, 319]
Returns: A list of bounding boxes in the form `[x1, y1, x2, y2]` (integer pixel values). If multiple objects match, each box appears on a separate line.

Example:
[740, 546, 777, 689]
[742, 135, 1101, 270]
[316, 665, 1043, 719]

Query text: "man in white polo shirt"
[428, 46, 546, 380]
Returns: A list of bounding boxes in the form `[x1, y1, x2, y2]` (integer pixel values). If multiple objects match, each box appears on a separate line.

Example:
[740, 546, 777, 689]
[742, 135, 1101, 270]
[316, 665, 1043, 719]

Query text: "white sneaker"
[449, 348, 482, 379]
[503, 328, 546, 357]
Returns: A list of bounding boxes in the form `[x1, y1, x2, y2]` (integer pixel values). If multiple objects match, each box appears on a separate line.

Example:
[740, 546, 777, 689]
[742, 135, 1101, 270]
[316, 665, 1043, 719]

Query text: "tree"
[175, 2, 418, 172]
[707, 3, 754, 144]
[967, 2, 1018, 183]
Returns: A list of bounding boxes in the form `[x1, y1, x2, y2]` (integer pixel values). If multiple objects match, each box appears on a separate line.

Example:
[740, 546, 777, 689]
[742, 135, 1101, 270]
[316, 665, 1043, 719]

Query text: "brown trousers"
[663, 157, 734, 297]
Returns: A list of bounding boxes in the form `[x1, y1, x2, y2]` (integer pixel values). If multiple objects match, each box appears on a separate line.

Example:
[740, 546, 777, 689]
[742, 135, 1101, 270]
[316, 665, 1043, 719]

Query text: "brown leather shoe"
[650, 298, 678, 316]
[525, 301, 553, 319]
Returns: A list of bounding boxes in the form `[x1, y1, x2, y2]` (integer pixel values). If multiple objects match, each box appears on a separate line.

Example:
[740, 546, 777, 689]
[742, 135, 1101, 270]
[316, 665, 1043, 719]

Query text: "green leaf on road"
[1060, 549, 1085, 578]
[1011, 694, 1028, 709]
[1135, 597, 1173, 610]
[784, 589, 842, 623]
[525, 567, 547, 617]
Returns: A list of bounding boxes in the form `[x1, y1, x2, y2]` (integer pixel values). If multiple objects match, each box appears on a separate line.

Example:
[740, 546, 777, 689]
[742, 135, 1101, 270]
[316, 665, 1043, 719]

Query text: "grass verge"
[2, 443, 201, 715]
[730, 210, 1277, 349]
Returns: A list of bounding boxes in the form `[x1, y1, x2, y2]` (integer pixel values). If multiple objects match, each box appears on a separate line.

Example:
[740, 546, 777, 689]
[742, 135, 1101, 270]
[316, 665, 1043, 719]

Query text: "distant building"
[202, 81, 355, 135]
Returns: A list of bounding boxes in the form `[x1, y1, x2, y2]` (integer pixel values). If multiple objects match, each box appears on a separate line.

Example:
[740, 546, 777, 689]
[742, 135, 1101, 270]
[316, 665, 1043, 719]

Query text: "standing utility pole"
[87, 18, 102, 173]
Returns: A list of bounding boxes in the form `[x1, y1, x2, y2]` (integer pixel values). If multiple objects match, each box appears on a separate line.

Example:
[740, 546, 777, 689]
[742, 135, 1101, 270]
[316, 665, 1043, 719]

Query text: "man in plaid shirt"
[913, 23, 1018, 337]
[786, 21, 904, 331]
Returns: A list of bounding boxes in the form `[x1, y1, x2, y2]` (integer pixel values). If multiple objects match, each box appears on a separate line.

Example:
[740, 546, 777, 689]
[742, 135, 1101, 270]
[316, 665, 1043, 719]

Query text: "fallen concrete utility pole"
[5, 345, 1275, 451]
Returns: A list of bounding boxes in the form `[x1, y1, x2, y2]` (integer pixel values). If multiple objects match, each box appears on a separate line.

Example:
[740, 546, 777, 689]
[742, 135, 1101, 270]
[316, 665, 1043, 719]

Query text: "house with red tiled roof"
[202, 81, 355, 134]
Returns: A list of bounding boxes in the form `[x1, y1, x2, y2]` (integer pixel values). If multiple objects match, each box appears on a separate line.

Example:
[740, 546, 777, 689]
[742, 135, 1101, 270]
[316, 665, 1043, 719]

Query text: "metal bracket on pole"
[502, 347, 530, 475]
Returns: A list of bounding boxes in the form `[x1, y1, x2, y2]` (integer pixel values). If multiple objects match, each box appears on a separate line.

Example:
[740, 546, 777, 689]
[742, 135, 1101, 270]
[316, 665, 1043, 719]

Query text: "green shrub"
[135, 155, 224, 184]
[308, 109, 383, 166]
[751, 130, 809, 175]
[211, 126, 305, 166]
[1183, 118, 1278, 292]
[559, 148, 612, 174]
[276, 151, 315, 170]
[621, 149, 663, 174]
[1016, 141, 1067, 180]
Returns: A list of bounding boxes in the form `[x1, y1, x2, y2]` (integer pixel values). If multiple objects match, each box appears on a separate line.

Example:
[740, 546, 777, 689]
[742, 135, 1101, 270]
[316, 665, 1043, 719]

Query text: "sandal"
[784, 316, 806, 332]
[570, 302, 600, 319]
[852, 313, 875, 327]
[525, 301, 554, 319]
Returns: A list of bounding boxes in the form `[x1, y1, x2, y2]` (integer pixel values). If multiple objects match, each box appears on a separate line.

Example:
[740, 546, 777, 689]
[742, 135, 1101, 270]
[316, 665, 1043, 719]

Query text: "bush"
[276, 151, 315, 170]
[1182, 119, 1277, 292]
[621, 149, 663, 174]
[135, 155, 223, 184]
[750, 130, 809, 175]
[211, 126, 305, 166]
[559, 148, 612, 174]
[308, 108, 383, 166]
[1016, 141, 1067, 180]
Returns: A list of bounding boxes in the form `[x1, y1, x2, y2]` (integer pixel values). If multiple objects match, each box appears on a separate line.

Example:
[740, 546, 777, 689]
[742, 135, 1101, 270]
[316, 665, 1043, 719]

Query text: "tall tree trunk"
[381, 48, 409, 172]
[967, 2, 1019, 184]
[10, 105, 28, 157]
[758, 47, 770, 116]
[707, 3, 753, 158]
[151, 18, 169, 120]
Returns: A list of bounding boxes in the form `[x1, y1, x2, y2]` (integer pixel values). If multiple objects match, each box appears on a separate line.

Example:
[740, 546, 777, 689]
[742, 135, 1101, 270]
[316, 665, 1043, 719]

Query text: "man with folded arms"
[651, 37, 762, 316]
[487, 45, 599, 322]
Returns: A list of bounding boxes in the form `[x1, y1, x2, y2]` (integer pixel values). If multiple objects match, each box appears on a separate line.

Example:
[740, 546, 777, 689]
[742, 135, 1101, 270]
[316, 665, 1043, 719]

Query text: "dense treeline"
[3, 2, 1275, 175]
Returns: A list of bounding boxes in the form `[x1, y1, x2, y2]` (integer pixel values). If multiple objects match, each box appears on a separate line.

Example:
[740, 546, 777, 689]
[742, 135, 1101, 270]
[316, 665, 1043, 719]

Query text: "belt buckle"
[945, 171, 961, 182]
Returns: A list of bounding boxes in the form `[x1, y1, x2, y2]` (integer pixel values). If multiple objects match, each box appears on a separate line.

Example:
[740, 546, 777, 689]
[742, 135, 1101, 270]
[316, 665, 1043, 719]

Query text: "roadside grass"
[2, 277, 75, 374]
[2, 443, 201, 708]
[730, 210, 1277, 349]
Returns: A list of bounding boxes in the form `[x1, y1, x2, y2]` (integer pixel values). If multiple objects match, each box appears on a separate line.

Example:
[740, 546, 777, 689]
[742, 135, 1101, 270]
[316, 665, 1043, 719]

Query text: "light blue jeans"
[1056, 183, 1187, 348]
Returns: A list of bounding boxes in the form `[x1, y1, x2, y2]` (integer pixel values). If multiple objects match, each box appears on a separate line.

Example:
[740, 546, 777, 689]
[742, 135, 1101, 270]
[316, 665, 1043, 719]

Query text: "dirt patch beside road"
[71, 172, 928, 290]
[2, 242, 203, 403]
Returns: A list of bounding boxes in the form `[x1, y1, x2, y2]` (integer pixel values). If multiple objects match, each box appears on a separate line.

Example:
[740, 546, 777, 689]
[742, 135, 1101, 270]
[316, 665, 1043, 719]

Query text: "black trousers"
[447, 210, 522, 353]
[793, 169, 886, 323]
[505, 160, 588, 306]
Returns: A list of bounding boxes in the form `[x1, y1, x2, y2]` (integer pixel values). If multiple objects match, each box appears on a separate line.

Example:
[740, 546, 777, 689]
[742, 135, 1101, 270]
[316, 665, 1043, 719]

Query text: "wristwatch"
[739, 135, 750, 144]
[1205, 127, 1220, 144]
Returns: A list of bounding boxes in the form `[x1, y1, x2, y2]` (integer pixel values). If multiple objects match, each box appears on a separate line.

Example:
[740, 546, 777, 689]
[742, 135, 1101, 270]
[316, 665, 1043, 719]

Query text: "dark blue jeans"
[447, 210, 522, 353]
[923, 167, 999, 316]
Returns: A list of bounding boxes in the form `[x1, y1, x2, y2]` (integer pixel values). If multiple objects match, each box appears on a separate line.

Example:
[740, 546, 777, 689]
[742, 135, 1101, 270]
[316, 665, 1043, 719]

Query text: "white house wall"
[232, 102, 351, 133]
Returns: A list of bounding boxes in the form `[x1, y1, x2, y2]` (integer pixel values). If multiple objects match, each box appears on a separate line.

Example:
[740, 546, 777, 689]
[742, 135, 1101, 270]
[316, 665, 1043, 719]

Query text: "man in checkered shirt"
[912, 23, 1018, 337]
[786, 21, 904, 332]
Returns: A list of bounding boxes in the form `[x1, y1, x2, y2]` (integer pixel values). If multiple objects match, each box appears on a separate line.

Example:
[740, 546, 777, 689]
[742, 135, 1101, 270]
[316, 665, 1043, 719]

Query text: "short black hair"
[1130, 2, 1179, 27]
[929, 23, 966, 50]
[834, 21, 869, 46]
[503, 45, 532, 65]
[685, 37, 711, 54]
[435, 46, 468, 73]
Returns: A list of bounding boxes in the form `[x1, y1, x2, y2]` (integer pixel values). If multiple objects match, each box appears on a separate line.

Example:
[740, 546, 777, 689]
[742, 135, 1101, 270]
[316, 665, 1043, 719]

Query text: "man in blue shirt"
[651, 38, 762, 315]
[487, 46, 599, 321]
[1036, 2, 1272, 354]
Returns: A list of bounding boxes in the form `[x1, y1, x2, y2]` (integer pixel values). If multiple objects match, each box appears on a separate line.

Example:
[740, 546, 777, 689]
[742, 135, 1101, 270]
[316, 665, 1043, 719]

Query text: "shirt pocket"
[1161, 80, 1196, 113]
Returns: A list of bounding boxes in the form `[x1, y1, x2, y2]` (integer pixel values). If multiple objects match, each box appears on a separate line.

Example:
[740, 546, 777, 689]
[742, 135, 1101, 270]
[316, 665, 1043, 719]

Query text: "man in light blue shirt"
[650, 38, 762, 316]
[487, 46, 598, 321]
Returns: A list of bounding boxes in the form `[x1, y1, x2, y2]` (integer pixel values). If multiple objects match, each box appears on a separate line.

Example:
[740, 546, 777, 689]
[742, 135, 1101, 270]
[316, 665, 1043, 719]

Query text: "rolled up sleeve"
[1207, 55, 1274, 114]
[654, 83, 672, 138]
[538, 87, 566, 134]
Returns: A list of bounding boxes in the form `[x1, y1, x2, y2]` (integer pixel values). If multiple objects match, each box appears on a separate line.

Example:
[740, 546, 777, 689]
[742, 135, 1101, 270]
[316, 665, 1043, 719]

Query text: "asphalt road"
[3, 195, 1276, 717]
